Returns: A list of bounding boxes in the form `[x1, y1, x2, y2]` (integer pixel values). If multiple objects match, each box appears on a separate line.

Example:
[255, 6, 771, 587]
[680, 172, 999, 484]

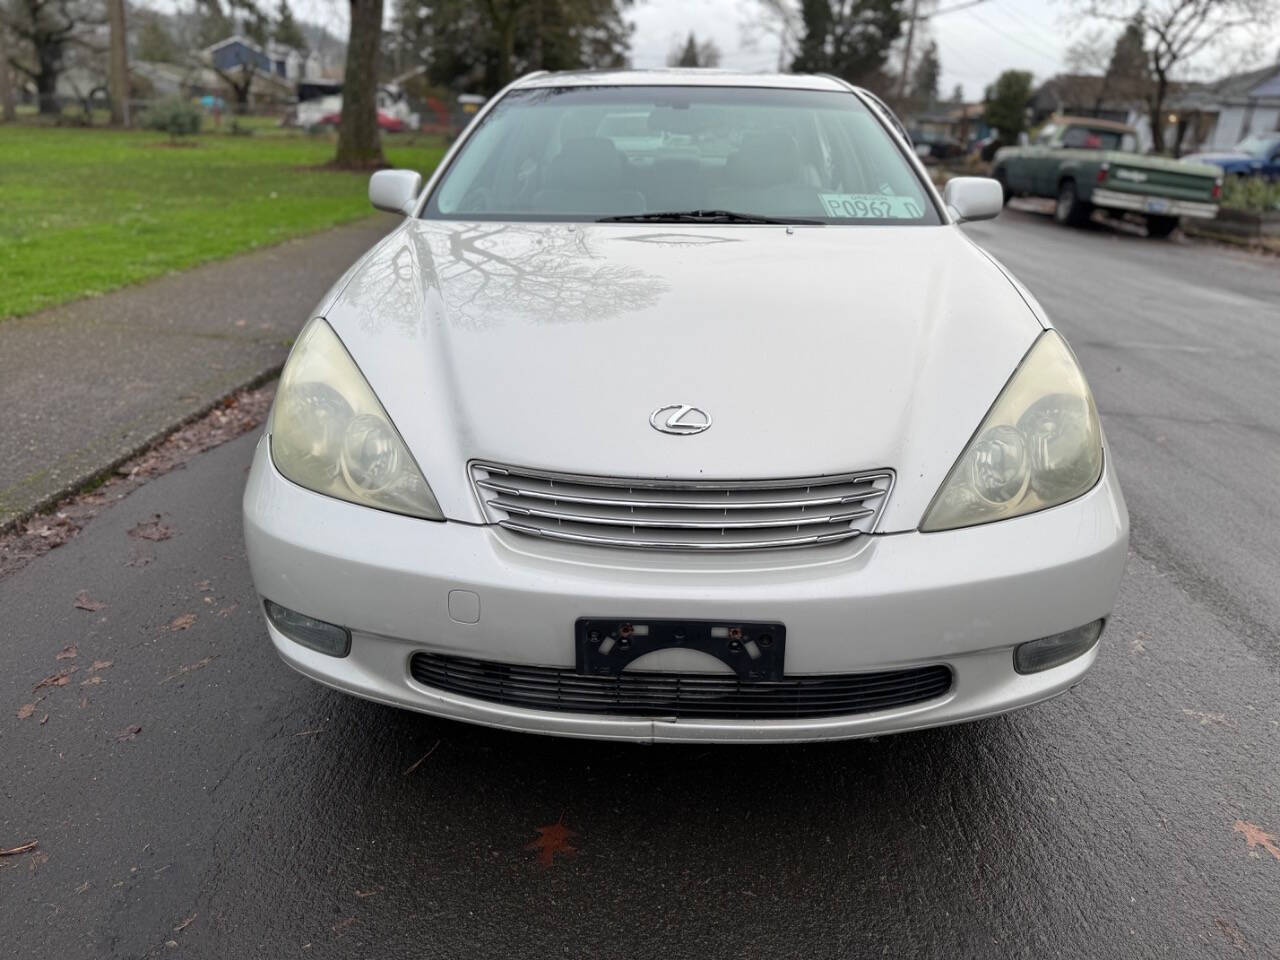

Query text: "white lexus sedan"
[243, 70, 1128, 743]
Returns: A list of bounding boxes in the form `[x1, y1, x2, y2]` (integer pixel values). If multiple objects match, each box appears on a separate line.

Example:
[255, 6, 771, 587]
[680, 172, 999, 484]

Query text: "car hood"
[318, 220, 1045, 532]
[1182, 151, 1251, 166]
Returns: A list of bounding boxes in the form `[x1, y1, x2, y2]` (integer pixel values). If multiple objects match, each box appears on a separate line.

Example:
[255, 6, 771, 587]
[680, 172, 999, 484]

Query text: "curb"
[0, 364, 282, 536]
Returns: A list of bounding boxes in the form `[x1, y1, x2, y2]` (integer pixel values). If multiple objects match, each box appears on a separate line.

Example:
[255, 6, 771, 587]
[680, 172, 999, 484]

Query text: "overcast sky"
[285, 0, 1280, 100]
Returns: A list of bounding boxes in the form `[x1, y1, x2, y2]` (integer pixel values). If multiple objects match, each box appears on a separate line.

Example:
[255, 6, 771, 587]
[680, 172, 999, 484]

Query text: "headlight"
[271, 318, 443, 520]
[921, 331, 1102, 532]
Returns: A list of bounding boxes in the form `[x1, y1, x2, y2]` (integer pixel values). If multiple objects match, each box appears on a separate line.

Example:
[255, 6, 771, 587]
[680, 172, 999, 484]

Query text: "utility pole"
[0, 25, 16, 123]
[897, 0, 921, 102]
[108, 0, 129, 127]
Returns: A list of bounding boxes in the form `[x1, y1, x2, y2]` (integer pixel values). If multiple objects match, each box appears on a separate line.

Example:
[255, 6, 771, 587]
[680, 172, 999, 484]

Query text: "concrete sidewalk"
[0, 215, 398, 531]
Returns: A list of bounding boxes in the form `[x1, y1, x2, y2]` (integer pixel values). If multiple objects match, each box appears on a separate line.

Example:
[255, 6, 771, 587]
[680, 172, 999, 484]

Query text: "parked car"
[910, 133, 965, 165]
[1183, 133, 1280, 181]
[243, 71, 1128, 744]
[992, 115, 1222, 237]
[316, 110, 406, 133]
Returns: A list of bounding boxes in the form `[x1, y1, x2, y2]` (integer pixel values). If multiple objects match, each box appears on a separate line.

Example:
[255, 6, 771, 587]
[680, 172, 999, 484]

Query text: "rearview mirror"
[943, 177, 1003, 223]
[369, 169, 423, 215]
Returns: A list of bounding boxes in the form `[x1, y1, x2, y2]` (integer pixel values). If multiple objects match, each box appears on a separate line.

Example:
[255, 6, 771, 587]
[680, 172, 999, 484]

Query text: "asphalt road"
[3, 207, 1279, 959]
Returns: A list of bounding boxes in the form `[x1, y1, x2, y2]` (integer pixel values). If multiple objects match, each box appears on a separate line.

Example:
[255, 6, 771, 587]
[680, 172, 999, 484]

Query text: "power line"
[966, 9, 1062, 63]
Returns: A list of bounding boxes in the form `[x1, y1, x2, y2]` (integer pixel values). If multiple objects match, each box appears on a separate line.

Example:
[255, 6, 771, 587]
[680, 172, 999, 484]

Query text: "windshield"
[1236, 135, 1280, 158]
[1061, 126, 1131, 151]
[423, 85, 940, 225]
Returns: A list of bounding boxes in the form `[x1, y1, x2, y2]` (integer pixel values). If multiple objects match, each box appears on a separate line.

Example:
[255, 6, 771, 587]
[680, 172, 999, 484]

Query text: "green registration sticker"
[820, 193, 925, 219]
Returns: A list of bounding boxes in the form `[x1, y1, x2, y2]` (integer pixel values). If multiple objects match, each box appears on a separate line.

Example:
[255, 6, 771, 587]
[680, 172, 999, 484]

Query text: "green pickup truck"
[992, 116, 1222, 237]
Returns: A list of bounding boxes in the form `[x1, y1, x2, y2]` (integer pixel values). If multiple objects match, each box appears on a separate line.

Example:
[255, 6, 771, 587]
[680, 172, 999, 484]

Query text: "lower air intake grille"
[409, 653, 952, 720]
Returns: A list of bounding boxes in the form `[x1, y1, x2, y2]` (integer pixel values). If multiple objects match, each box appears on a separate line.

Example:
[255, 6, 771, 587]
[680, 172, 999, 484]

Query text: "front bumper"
[243, 438, 1128, 743]
[1090, 187, 1218, 220]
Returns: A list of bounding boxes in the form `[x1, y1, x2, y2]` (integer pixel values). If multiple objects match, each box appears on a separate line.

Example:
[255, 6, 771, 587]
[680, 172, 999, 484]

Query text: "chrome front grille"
[470, 462, 894, 551]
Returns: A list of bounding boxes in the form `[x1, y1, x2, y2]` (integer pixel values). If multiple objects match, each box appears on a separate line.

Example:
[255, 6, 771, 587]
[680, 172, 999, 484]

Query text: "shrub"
[1221, 175, 1280, 214]
[146, 98, 202, 140]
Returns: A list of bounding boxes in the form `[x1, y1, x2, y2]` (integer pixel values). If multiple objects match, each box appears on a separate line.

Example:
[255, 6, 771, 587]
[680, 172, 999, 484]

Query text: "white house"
[1170, 63, 1280, 153]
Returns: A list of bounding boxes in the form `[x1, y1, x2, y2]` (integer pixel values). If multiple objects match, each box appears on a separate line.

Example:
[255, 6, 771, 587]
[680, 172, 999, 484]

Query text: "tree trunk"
[0, 27, 17, 122]
[36, 66, 58, 114]
[1148, 71, 1168, 155]
[334, 0, 386, 170]
[107, 0, 129, 126]
[494, 12, 514, 90]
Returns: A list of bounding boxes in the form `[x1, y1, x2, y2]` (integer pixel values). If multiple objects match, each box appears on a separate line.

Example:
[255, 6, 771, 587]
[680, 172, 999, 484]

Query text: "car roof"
[1052, 114, 1137, 135]
[510, 68, 851, 93]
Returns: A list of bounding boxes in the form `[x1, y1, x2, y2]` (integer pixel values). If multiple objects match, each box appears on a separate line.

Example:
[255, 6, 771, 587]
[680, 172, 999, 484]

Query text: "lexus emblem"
[650, 404, 712, 436]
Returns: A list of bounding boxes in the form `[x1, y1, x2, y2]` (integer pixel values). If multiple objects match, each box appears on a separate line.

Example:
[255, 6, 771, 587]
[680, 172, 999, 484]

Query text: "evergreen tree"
[395, 0, 632, 95]
[1102, 16, 1149, 104]
[791, 0, 906, 93]
[983, 69, 1033, 140]
[274, 0, 307, 52]
[909, 39, 940, 106]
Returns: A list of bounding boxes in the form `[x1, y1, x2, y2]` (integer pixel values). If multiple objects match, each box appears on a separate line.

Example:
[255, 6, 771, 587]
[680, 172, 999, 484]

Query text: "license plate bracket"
[576, 618, 786, 682]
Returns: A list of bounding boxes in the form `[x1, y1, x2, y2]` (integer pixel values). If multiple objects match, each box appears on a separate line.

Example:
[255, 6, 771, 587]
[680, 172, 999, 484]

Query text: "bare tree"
[107, 0, 127, 125]
[0, 22, 17, 121]
[741, 0, 802, 71]
[334, 0, 385, 169]
[1070, 0, 1275, 152]
[2, 0, 106, 114]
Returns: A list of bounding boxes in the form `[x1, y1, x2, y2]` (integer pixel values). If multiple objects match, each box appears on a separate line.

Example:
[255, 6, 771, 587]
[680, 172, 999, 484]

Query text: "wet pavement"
[2, 207, 1278, 958]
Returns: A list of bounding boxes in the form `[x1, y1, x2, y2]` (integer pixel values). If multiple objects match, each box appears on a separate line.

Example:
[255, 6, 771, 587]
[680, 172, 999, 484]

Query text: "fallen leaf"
[332, 916, 356, 937]
[17, 703, 37, 720]
[174, 913, 197, 933]
[0, 841, 37, 857]
[1182, 708, 1230, 727]
[124, 553, 153, 568]
[113, 724, 142, 743]
[161, 656, 216, 683]
[195, 580, 212, 592]
[33, 668, 77, 691]
[216, 604, 239, 618]
[56, 644, 78, 661]
[164, 613, 196, 632]
[1214, 915, 1248, 954]
[128, 515, 173, 542]
[81, 676, 103, 686]
[39, 714, 48, 725]
[74, 591, 105, 612]
[91, 660, 113, 672]
[526, 818, 577, 867]
[403, 739, 441, 776]
[1234, 820, 1280, 861]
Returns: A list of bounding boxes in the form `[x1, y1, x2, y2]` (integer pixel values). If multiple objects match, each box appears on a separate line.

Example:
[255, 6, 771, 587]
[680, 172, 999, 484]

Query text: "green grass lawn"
[0, 125, 446, 319]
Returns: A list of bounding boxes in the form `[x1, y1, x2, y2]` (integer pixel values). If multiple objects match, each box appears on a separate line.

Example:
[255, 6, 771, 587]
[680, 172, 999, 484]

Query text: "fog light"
[264, 599, 351, 657]
[1014, 619, 1104, 674]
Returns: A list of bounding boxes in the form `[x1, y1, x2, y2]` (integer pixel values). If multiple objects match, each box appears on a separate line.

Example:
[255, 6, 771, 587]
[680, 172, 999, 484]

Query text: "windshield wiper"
[597, 209, 823, 225]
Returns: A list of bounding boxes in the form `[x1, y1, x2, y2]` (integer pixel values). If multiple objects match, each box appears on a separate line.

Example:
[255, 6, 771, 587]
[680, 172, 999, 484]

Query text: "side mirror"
[369, 169, 423, 215]
[944, 177, 1003, 223]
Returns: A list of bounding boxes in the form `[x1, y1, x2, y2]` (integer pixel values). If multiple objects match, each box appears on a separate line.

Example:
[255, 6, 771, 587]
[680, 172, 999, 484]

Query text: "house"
[1167, 63, 1280, 153]
[204, 35, 319, 84]
[202, 35, 318, 109]
[1029, 74, 1149, 145]
[907, 102, 990, 146]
